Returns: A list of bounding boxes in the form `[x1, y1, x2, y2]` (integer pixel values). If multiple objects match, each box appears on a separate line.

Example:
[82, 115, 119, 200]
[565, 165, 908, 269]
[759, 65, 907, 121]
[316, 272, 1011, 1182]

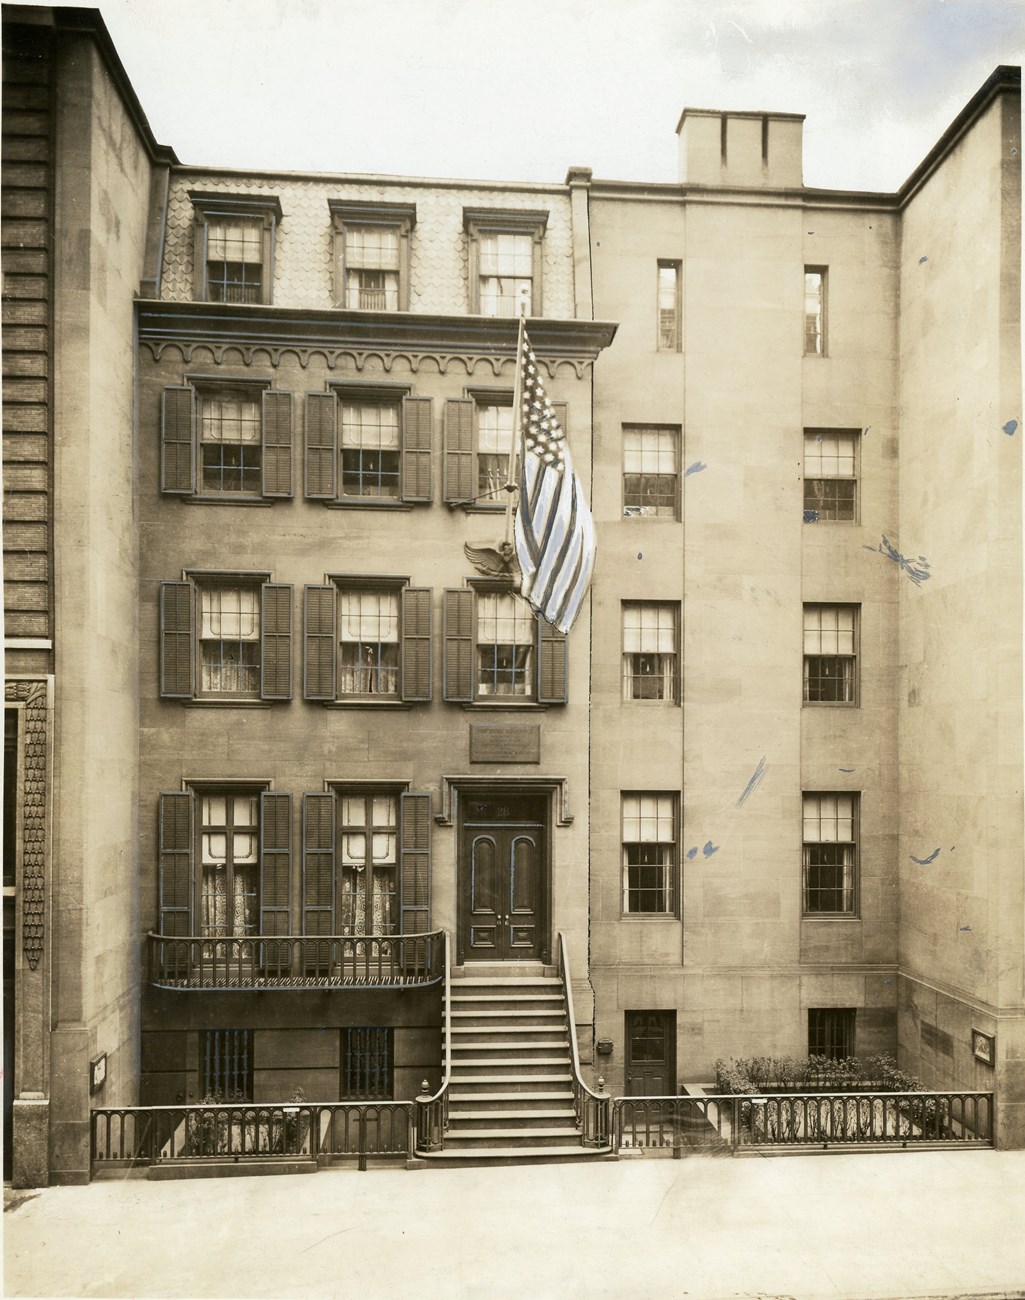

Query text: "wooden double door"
[459, 793, 548, 962]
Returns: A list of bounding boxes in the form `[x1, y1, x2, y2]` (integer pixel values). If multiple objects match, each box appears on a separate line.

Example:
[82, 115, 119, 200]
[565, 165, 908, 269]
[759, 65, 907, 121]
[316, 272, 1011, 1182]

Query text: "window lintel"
[328, 200, 416, 231]
[181, 568, 272, 583]
[324, 573, 410, 590]
[463, 207, 549, 237]
[327, 381, 412, 403]
[185, 373, 272, 392]
[189, 192, 283, 225]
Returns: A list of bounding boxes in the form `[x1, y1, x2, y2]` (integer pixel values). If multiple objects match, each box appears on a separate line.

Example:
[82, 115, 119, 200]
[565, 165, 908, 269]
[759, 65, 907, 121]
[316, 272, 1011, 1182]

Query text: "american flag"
[512, 331, 596, 634]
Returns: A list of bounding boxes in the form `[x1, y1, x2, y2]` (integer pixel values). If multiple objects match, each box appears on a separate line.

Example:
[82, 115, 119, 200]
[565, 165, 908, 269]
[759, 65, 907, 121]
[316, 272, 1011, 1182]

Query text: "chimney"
[676, 109, 804, 188]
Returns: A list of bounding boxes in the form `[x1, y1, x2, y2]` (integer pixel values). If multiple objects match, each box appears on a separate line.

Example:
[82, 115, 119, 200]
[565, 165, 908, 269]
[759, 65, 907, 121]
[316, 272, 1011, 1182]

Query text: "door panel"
[625, 1011, 676, 1096]
[460, 795, 547, 961]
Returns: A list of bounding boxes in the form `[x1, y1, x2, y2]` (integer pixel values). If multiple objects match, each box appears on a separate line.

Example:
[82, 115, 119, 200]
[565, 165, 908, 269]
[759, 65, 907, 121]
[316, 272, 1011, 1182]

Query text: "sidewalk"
[5, 1149, 1025, 1300]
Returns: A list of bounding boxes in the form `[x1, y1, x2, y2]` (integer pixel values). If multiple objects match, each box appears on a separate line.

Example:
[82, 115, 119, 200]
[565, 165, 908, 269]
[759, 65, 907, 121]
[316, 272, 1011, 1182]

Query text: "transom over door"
[459, 794, 547, 961]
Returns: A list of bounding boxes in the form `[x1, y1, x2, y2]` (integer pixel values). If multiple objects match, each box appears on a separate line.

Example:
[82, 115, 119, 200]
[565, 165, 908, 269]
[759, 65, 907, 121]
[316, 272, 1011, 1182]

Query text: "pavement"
[4, 1149, 1025, 1300]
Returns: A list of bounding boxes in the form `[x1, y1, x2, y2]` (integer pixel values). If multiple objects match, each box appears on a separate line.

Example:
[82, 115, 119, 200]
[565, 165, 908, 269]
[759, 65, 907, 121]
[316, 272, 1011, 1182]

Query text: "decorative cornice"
[136, 302, 617, 379]
[328, 199, 417, 227]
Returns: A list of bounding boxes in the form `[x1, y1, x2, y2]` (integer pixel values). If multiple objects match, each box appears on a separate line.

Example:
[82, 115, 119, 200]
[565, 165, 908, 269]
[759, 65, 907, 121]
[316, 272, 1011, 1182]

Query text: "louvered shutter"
[161, 386, 195, 495]
[159, 792, 193, 936]
[443, 398, 475, 504]
[159, 580, 195, 699]
[260, 583, 293, 700]
[401, 587, 432, 702]
[262, 390, 294, 498]
[400, 792, 431, 934]
[400, 395, 433, 503]
[302, 793, 336, 936]
[443, 588, 474, 702]
[537, 617, 568, 704]
[303, 585, 337, 700]
[304, 393, 338, 499]
[260, 792, 292, 969]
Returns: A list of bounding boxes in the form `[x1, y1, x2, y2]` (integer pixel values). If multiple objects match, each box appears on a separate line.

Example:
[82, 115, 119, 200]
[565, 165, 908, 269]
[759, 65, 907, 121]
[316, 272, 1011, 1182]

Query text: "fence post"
[415, 1079, 432, 1154]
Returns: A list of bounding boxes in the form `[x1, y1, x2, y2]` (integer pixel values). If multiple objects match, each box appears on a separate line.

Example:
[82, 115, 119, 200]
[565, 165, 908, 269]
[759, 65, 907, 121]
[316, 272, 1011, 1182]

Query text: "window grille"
[623, 603, 678, 701]
[343, 1027, 393, 1099]
[202, 1028, 253, 1100]
[808, 1008, 855, 1060]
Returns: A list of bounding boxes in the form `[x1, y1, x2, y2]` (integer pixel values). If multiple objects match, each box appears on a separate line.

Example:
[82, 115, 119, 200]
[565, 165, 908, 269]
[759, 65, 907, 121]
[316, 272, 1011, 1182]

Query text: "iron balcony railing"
[558, 932, 612, 1150]
[91, 1101, 413, 1173]
[614, 1089, 995, 1154]
[414, 931, 452, 1153]
[147, 931, 443, 990]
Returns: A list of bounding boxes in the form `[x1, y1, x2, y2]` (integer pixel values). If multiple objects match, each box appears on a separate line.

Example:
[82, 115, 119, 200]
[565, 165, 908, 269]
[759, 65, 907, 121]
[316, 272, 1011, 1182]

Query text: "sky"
[33, 0, 1025, 192]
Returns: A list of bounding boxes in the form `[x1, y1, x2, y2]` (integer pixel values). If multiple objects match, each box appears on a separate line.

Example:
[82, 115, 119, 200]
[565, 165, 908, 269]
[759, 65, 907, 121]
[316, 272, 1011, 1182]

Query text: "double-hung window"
[622, 793, 678, 916]
[804, 429, 858, 521]
[444, 392, 567, 509]
[329, 201, 415, 312]
[161, 382, 293, 501]
[303, 580, 431, 704]
[190, 193, 281, 305]
[803, 604, 858, 704]
[802, 793, 859, 915]
[804, 267, 827, 355]
[443, 585, 567, 704]
[199, 791, 259, 939]
[159, 575, 293, 703]
[463, 208, 548, 317]
[339, 792, 399, 935]
[304, 389, 432, 505]
[623, 425, 680, 517]
[622, 602, 679, 701]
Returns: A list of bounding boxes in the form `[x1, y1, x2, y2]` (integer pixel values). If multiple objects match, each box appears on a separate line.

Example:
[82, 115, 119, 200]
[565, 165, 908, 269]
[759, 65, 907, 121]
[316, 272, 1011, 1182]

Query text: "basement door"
[458, 793, 548, 962]
[625, 1011, 676, 1096]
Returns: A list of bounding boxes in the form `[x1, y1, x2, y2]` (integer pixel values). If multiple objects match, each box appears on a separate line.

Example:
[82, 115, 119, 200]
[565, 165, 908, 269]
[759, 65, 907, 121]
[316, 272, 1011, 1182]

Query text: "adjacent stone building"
[2, 4, 1021, 1184]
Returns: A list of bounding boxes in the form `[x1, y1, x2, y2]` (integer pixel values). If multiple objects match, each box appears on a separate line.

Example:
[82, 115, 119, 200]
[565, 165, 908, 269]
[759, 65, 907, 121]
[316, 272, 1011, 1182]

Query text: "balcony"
[146, 931, 443, 990]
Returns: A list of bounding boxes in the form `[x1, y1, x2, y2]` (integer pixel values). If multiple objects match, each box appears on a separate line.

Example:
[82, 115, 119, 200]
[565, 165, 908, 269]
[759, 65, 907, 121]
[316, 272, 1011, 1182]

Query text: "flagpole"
[504, 293, 529, 546]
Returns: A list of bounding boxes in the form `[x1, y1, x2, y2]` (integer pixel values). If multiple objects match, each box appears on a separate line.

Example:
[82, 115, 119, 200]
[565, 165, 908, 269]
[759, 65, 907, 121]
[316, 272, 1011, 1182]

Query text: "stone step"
[448, 1068, 573, 1085]
[449, 1090, 574, 1104]
[451, 1024, 567, 1037]
[421, 1146, 608, 1168]
[442, 1127, 583, 1147]
[449, 1109, 576, 1125]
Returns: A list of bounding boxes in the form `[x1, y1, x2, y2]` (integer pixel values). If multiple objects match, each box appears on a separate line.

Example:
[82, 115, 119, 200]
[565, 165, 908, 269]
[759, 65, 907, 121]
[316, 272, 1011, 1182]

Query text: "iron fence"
[91, 1101, 413, 1173]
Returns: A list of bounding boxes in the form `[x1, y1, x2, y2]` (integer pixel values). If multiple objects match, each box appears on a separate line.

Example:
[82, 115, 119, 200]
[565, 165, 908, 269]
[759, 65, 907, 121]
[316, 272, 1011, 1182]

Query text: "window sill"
[619, 914, 680, 922]
[801, 913, 862, 922]
[183, 699, 274, 709]
[320, 700, 413, 710]
[322, 499, 414, 511]
[460, 701, 551, 712]
[802, 701, 860, 709]
[621, 698, 680, 706]
[180, 495, 276, 507]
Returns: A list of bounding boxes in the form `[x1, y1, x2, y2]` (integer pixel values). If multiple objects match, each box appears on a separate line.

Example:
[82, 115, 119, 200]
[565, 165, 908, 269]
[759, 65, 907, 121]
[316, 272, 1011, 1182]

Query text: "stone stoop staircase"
[423, 968, 607, 1167]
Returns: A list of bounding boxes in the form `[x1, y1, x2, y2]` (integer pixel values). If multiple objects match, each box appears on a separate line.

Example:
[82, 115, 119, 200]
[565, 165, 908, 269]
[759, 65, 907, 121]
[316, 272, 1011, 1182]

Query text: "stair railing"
[557, 932, 612, 1150]
[414, 930, 452, 1153]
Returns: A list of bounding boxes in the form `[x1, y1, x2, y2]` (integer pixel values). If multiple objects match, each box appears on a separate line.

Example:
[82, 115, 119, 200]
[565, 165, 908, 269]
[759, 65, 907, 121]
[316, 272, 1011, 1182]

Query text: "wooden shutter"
[537, 617, 568, 704]
[159, 580, 195, 699]
[443, 588, 474, 702]
[159, 792, 193, 936]
[303, 584, 337, 700]
[302, 792, 336, 935]
[262, 390, 294, 498]
[400, 792, 431, 934]
[304, 392, 337, 499]
[161, 386, 195, 495]
[401, 587, 432, 702]
[260, 583, 293, 700]
[400, 395, 433, 503]
[443, 398, 475, 504]
[260, 792, 292, 962]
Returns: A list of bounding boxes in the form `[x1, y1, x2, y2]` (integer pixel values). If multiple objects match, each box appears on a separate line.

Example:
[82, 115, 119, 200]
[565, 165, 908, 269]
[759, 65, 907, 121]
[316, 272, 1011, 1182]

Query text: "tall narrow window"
[339, 793, 398, 934]
[477, 402, 514, 498]
[206, 219, 264, 304]
[804, 267, 827, 355]
[623, 426, 679, 518]
[477, 591, 535, 697]
[338, 590, 400, 696]
[340, 402, 401, 499]
[622, 793, 678, 915]
[657, 261, 680, 351]
[808, 1009, 855, 1060]
[199, 390, 262, 494]
[804, 429, 857, 521]
[802, 793, 858, 915]
[199, 586, 261, 698]
[803, 604, 858, 704]
[199, 793, 259, 938]
[622, 603, 679, 701]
